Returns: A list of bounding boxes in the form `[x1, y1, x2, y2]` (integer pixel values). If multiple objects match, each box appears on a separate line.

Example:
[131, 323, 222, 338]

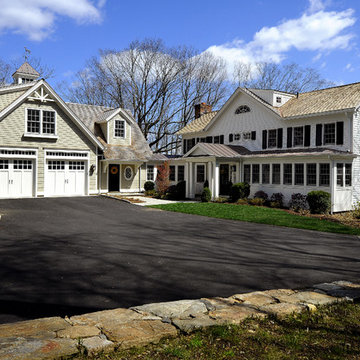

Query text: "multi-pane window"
[147, 165, 154, 181]
[27, 109, 56, 135]
[319, 163, 330, 186]
[307, 164, 317, 186]
[272, 164, 280, 184]
[283, 164, 292, 185]
[27, 109, 40, 133]
[268, 129, 277, 148]
[197, 165, 205, 183]
[252, 164, 260, 183]
[0, 160, 9, 169]
[48, 161, 65, 170]
[345, 164, 352, 186]
[42, 111, 55, 134]
[276, 96, 282, 103]
[124, 166, 133, 180]
[169, 165, 176, 181]
[13, 160, 32, 170]
[262, 164, 270, 184]
[293, 126, 304, 147]
[294, 163, 304, 185]
[234, 133, 241, 141]
[337, 163, 344, 187]
[244, 164, 251, 183]
[324, 123, 336, 144]
[114, 120, 125, 138]
[69, 161, 85, 171]
[243, 132, 251, 140]
[178, 165, 185, 181]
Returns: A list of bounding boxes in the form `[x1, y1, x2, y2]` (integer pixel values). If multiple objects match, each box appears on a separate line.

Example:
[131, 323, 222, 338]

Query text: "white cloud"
[0, 0, 105, 41]
[205, 0, 355, 75]
[345, 63, 355, 72]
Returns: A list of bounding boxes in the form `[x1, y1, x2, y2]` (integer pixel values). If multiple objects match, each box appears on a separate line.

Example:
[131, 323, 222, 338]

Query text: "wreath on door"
[110, 166, 119, 175]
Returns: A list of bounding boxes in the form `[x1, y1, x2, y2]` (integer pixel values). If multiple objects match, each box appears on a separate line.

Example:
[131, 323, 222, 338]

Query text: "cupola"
[12, 62, 40, 84]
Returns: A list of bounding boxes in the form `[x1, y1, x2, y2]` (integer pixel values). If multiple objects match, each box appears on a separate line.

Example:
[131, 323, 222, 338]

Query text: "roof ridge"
[300, 81, 360, 95]
[66, 102, 115, 110]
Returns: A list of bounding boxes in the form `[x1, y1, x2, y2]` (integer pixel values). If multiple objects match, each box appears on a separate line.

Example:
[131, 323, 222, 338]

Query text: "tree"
[233, 62, 332, 93]
[155, 161, 170, 195]
[64, 39, 228, 153]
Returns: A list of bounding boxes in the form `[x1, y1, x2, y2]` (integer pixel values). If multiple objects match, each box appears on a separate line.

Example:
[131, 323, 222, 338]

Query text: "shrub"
[214, 197, 228, 203]
[203, 180, 209, 188]
[144, 181, 155, 191]
[307, 191, 331, 214]
[166, 185, 178, 200]
[236, 198, 249, 205]
[231, 182, 250, 202]
[145, 189, 157, 197]
[249, 198, 265, 206]
[176, 181, 186, 200]
[201, 187, 212, 202]
[289, 193, 309, 212]
[352, 201, 360, 219]
[254, 190, 268, 200]
[270, 193, 284, 208]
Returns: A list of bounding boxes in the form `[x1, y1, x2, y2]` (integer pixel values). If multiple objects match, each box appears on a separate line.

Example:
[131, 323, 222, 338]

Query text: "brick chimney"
[194, 102, 212, 119]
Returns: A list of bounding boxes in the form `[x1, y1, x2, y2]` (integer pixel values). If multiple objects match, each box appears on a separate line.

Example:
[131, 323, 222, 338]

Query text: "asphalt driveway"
[0, 196, 359, 324]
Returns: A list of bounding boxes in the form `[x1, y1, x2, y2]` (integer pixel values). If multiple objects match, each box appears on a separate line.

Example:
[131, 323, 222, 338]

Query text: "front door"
[108, 164, 120, 192]
[220, 164, 230, 195]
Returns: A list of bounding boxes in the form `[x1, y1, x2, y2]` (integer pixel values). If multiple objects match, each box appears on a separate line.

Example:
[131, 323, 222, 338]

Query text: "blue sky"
[0, 0, 359, 88]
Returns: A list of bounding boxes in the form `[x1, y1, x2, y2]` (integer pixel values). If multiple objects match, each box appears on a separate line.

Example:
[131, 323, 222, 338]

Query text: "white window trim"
[323, 122, 336, 145]
[24, 108, 58, 138]
[293, 126, 304, 147]
[124, 166, 133, 180]
[114, 119, 126, 139]
[268, 129, 277, 149]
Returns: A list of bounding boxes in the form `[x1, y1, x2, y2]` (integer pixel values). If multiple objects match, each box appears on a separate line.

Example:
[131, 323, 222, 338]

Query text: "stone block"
[57, 325, 100, 339]
[259, 303, 305, 318]
[274, 291, 339, 306]
[231, 291, 277, 307]
[81, 335, 114, 355]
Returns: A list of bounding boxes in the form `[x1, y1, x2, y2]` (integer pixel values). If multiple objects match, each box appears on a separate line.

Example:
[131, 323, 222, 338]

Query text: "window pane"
[268, 129, 277, 148]
[272, 164, 280, 184]
[345, 163, 352, 186]
[262, 164, 270, 184]
[283, 164, 292, 185]
[147, 165, 154, 181]
[252, 164, 259, 183]
[319, 163, 330, 186]
[244, 164, 251, 183]
[27, 109, 40, 133]
[294, 163, 304, 185]
[169, 166, 176, 181]
[307, 163, 317, 186]
[324, 123, 335, 144]
[177, 166, 184, 181]
[337, 163, 343, 187]
[114, 120, 125, 137]
[293, 127, 304, 147]
[43, 111, 55, 134]
[197, 165, 205, 182]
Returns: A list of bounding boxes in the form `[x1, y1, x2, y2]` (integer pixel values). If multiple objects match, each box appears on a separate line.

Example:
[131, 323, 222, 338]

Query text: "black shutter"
[287, 127, 293, 148]
[196, 138, 199, 143]
[251, 131, 256, 140]
[206, 136, 213, 143]
[183, 139, 187, 153]
[336, 121, 344, 145]
[304, 125, 311, 147]
[316, 124, 322, 146]
[229, 134, 233, 142]
[220, 135, 224, 144]
[262, 130, 267, 149]
[277, 128, 283, 148]
[191, 138, 196, 148]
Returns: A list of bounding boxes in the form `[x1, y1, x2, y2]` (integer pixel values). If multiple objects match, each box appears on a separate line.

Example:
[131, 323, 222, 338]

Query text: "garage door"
[45, 160, 86, 197]
[0, 159, 34, 198]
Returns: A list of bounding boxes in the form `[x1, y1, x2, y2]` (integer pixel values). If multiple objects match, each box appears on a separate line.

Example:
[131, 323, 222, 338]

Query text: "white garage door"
[0, 159, 34, 198]
[45, 160, 86, 197]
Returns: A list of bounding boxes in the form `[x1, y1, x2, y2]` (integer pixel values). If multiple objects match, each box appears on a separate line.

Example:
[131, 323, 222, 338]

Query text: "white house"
[170, 84, 360, 212]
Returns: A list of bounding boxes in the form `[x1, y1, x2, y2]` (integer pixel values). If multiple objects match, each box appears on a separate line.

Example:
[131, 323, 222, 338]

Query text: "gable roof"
[176, 111, 218, 135]
[12, 62, 40, 77]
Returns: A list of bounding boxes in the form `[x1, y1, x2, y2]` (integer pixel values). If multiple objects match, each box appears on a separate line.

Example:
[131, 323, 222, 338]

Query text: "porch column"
[207, 161, 213, 198]
[185, 162, 190, 198]
[213, 161, 219, 198]
[330, 160, 335, 214]
[189, 162, 194, 198]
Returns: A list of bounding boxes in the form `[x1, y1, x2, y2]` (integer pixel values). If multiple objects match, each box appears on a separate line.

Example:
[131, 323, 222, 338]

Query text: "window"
[307, 163, 317, 186]
[293, 126, 304, 147]
[214, 136, 220, 144]
[124, 166, 133, 180]
[178, 165, 185, 181]
[243, 132, 251, 140]
[345, 164, 352, 186]
[283, 164, 292, 185]
[147, 165, 154, 181]
[252, 164, 259, 183]
[294, 163, 304, 185]
[235, 105, 250, 114]
[276, 96, 282, 103]
[268, 129, 277, 148]
[114, 120, 125, 138]
[48, 161, 65, 170]
[272, 164, 280, 184]
[197, 165, 205, 183]
[337, 163, 344, 187]
[234, 133, 241, 141]
[324, 123, 336, 144]
[319, 163, 330, 186]
[169, 165, 176, 181]
[0, 160, 9, 169]
[69, 161, 85, 171]
[13, 160, 32, 170]
[244, 164, 251, 183]
[26, 109, 56, 135]
[262, 164, 270, 184]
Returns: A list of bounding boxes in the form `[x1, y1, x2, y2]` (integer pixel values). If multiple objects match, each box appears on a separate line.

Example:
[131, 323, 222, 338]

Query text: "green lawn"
[150, 202, 360, 235]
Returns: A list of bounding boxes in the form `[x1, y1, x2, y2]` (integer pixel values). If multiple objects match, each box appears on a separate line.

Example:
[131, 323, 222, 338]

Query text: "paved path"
[0, 196, 359, 324]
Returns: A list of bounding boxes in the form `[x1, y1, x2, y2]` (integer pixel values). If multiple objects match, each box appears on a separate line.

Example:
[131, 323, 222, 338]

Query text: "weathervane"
[24, 47, 31, 62]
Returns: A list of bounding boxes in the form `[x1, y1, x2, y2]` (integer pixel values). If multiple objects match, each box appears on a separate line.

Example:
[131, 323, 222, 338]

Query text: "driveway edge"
[0, 280, 359, 359]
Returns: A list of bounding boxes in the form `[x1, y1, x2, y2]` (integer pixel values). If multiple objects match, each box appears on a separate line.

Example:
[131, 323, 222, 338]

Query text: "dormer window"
[114, 120, 125, 138]
[276, 96, 282, 104]
[235, 105, 250, 114]
[26, 109, 56, 136]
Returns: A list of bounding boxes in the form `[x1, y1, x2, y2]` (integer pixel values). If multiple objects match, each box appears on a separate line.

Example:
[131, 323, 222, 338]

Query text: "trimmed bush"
[166, 185, 178, 200]
[249, 197, 265, 206]
[307, 191, 331, 214]
[145, 189, 157, 197]
[289, 193, 309, 212]
[231, 182, 250, 202]
[214, 197, 228, 203]
[270, 192, 284, 208]
[203, 180, 209, 188]
[254, 190, 268, 200]
[352, 201, 360, 219]
[144, 181, 155, 191]
[176, 181, 186, 200]
[201, 187, 212, 202]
